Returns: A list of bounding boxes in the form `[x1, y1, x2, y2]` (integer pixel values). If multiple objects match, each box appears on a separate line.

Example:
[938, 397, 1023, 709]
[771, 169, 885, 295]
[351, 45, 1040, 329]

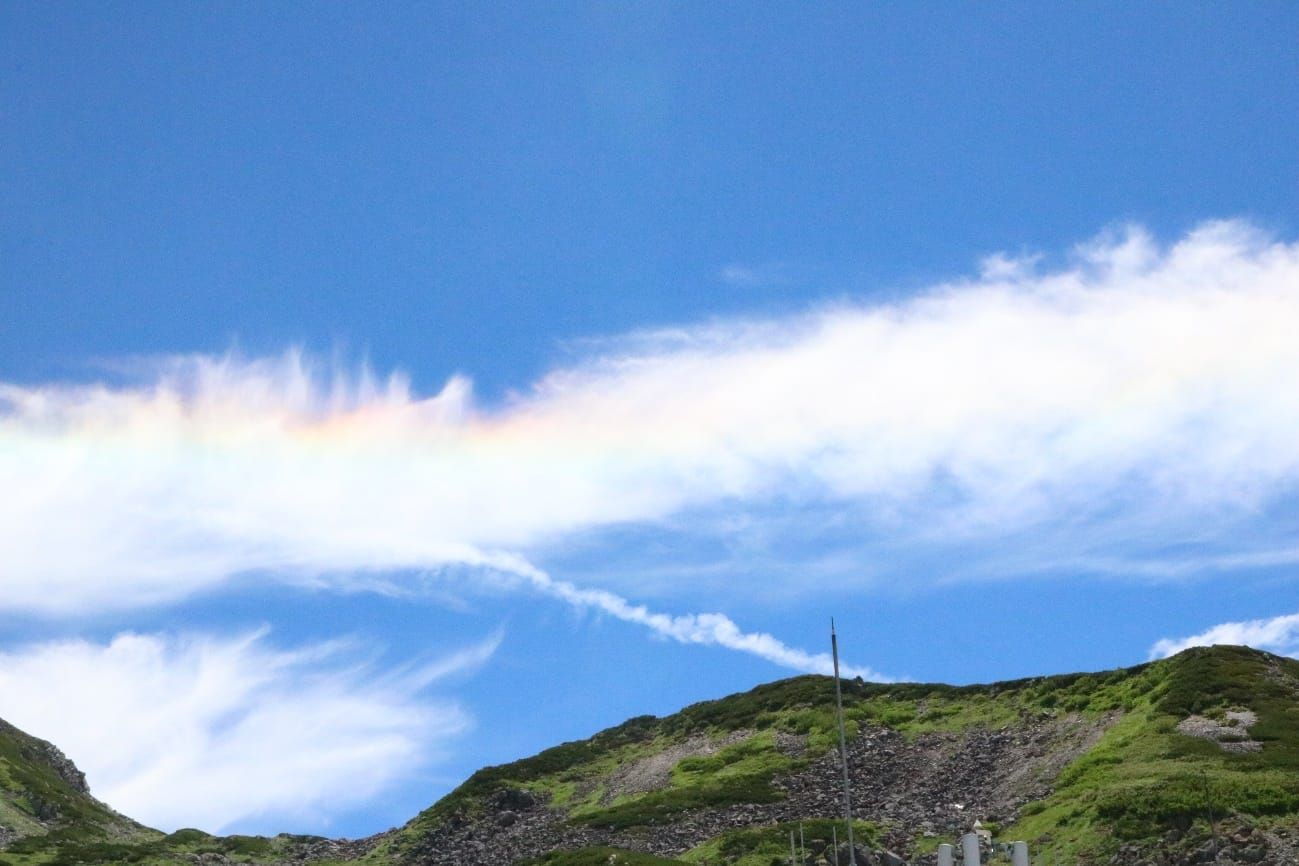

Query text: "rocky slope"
[0, 717, 148, 855]
[378, 645, 1299, 866]
[3, 645, 1299, 866]
[392, 713, 1115, 865]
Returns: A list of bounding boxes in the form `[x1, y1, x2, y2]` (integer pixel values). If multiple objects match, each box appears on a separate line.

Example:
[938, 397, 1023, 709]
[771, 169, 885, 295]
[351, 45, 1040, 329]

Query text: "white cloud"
[1149, 611, 1299, 659]
[0, 630, 496, 834]
[1, 219, 1298, 676]
[497, 556, 885, 679]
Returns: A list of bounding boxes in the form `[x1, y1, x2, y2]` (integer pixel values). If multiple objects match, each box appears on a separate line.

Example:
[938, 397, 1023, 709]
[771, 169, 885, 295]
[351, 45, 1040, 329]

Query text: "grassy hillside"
[0, 719, 154, 864]
[0, 722, 362, 866]
[1003, 645, 1299, 860]
[4, 645, 1299, 865]
[392, 658, 1125, 837]
[384, 644, 1299, 864]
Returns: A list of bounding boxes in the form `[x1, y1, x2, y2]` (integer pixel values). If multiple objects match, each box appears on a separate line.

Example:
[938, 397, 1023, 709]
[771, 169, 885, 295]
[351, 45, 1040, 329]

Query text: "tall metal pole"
[790, 831, 797, 866]
[1202, 771, 1219, 861]
[831, 619, 858, 866]
[832, 826, 838, 865]
[799, 823, 806, 866]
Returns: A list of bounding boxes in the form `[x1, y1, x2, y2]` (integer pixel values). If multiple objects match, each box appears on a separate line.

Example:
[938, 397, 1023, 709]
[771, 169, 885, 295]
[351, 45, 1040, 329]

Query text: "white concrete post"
[960, 833, 980, 866]
[1011, 841, 1028, 866]
[937, 842, 954, 866]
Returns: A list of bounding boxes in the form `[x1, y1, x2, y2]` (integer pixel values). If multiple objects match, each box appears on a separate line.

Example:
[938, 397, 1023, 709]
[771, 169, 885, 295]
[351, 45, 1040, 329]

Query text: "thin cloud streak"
[489, 554, 886, 680]
[0, 630, 497, 834]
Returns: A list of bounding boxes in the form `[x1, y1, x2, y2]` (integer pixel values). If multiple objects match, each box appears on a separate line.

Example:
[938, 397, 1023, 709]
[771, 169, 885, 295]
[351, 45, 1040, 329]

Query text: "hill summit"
[3, 645, 1299, 866]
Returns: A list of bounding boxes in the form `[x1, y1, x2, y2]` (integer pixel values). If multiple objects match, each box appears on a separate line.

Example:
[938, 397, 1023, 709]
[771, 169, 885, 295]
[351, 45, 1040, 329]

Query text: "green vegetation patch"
[1003, 646, 1299, 862]
[574, 775, 784, 831]
[572, 732, 800, 831]
[682, 819, 879, 866]
[672, 733, 801, 788]
[411, 714, 662, 824]
[0, 722, 146, 846]
[0, 826, 333, 866]
[523, 847, 686, 866]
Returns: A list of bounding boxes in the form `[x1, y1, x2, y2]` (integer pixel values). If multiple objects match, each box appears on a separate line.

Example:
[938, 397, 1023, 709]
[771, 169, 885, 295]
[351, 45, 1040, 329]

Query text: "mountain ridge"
[3, 645, 1299, 865]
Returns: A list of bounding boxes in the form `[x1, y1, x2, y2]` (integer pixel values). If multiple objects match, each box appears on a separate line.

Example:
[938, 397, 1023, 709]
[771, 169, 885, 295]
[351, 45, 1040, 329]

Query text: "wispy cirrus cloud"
[2, 219, 1298, 675]
[1149, 611, 1299, 659]
[0, 630, 498, 834]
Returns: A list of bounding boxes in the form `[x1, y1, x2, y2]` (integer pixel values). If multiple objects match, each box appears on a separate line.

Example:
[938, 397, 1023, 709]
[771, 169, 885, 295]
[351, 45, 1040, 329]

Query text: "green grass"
[0, 833, 293, 866]
[0, 719, 158, 866]
[0, 812, 333, 866]
[574, 775, 786, 831]
[417, 715, 662, 821]
[681, 819, 879, 866]
[0, 722, 147, 847]
[571, 732, 804, 830]
[522, 847, 687, 866]
[1001, 646, 1299, 862]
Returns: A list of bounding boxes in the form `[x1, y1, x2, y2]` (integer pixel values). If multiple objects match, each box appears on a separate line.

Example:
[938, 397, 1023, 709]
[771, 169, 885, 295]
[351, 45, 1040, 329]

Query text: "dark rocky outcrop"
[0, 719, 91, 796]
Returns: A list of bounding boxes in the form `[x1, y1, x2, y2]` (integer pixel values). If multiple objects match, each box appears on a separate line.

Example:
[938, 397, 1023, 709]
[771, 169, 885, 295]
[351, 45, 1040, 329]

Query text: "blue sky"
[2, 0, 1298, 841]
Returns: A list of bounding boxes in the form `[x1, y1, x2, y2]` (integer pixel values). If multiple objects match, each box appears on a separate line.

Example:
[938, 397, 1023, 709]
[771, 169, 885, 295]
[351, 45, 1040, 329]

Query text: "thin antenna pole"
[831, 618, 858, 866]
[1202, 770, 1220, 861]
[832, 826, 838, 866]
[799, 823, 805, 866]
[790, 831, 797, 866]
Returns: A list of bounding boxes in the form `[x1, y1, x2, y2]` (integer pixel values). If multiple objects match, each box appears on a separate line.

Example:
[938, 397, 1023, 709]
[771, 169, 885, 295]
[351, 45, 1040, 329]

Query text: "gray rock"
[876, 850, 906, 866]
